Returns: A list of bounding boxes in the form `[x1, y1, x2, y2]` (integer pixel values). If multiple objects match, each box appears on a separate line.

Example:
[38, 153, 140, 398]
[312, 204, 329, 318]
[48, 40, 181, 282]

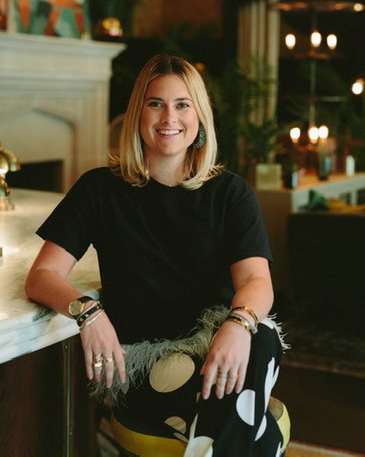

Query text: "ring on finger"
[227, 374, 238, 381]
[93, 361, 103, 369]
[217, 370, 228, 379]
[93, 354, 103, 363]
[103, 356, 114, 363]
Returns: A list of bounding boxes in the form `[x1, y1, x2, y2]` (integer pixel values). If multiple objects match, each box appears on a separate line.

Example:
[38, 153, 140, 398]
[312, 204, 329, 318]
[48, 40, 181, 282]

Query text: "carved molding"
[0, 32, 126, 191]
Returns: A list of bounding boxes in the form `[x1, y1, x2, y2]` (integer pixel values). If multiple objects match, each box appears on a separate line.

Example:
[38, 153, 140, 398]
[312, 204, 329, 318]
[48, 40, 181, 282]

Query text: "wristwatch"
[68, 296, 94, 318]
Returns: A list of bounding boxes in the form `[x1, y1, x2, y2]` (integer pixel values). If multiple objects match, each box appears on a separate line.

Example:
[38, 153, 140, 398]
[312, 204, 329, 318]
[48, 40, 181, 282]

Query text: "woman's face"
[140, 74, 200, 161]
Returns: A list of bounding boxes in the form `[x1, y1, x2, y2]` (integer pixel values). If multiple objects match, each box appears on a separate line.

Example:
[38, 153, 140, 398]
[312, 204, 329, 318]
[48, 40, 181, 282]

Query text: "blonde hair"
[109, 54, 222, 190]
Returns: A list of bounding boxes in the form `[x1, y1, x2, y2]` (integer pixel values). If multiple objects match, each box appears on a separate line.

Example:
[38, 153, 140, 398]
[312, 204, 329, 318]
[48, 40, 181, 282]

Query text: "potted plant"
[242, 117, 287, 189]
[205, 58, 287, 187]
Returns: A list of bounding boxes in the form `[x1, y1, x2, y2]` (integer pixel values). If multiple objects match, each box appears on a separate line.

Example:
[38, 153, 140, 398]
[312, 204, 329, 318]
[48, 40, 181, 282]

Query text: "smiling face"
[139, 74, 200, 162]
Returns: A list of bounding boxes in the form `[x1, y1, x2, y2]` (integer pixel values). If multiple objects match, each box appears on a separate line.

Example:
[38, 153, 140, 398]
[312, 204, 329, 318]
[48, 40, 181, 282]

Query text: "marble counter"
[0, 188, 100, 364]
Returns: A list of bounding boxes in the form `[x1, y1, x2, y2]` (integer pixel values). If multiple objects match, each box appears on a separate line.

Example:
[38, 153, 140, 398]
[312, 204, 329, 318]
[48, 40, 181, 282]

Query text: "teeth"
[158, 130, 180, 135]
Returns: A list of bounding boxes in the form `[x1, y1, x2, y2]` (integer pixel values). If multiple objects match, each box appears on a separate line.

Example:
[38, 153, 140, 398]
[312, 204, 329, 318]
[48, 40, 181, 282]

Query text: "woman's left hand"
[200, 320, 251, 400]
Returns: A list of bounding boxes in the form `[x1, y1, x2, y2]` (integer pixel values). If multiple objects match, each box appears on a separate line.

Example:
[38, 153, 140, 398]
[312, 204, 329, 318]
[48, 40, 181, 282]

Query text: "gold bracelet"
[231, 306, 259, 327]
[79, 309, 104, 330]
[225, 315, 252, 337]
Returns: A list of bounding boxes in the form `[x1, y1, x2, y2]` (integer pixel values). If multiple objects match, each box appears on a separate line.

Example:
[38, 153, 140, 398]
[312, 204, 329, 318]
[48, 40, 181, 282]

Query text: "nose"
[161, 106, 177, 125]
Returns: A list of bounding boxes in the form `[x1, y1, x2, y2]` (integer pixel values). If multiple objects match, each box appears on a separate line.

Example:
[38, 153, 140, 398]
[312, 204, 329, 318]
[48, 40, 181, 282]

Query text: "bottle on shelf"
[345, 153, 355, 176]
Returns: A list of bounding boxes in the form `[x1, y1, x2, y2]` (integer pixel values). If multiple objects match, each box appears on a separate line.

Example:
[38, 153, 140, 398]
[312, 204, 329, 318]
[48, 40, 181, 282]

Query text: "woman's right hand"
[80, 311, 126, 388]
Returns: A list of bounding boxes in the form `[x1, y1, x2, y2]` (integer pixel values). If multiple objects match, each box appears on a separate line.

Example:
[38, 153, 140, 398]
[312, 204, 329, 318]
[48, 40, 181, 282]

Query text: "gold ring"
[104, 356, 114, 363]
[228, 375, 238, 381]
[93, 361, 103, 369]
[93, 354, 102, 363]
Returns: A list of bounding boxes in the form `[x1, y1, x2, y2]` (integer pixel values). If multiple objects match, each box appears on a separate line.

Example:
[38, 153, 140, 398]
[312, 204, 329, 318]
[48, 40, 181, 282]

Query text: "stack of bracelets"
[225, 306, 259, 336]
[77, 299, 104, 330]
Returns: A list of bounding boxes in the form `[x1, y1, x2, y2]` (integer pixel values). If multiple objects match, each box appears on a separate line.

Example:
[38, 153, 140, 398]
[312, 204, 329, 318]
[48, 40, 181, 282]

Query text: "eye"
[176, 102, 190, 109]
[148, 101, 163, 108]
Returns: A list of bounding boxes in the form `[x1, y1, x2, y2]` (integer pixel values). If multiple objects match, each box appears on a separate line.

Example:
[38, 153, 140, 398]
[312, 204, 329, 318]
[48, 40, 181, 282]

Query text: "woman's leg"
[184, 320, 283, 457]
[113, 319, 284, 456]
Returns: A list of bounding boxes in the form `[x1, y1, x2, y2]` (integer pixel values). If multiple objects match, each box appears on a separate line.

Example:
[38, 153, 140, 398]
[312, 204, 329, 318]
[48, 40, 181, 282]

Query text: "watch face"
[69, 300, 84, 316]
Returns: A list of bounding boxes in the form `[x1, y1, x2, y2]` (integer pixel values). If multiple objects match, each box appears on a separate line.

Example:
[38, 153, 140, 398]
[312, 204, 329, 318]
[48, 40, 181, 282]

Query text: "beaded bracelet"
[79, 309, 105, 330]
[225, 315, 253, 337]
[229, 312, 258, 334]
[231, 306, 259, 327]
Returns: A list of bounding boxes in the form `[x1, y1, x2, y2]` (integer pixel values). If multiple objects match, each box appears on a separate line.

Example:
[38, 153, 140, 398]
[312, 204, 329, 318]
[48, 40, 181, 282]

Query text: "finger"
[92, 351, 103, 382]
[215, 369, 228, 399]
[84, 349, 94, 380]
[201, 366, 217, 400]
[103, 354, 115, 388]
[225, 373, 239, 395]
[235, 365, 248, 394]
[114, 347, 126, 384]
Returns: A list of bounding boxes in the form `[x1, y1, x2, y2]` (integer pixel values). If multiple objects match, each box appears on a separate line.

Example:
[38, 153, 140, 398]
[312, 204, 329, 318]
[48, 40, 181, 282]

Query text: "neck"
[146, 153, 186, 187]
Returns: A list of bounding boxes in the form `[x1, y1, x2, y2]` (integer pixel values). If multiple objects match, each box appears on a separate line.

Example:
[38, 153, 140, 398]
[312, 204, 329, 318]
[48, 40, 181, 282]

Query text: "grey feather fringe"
[88, 305, 289, 406]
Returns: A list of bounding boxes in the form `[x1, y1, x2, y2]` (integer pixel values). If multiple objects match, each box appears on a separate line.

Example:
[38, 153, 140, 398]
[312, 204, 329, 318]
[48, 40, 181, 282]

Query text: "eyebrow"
[145, 96, 193, 102]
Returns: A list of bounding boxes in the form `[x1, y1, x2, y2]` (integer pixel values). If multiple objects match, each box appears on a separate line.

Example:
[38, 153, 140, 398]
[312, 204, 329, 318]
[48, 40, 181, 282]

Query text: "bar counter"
[0, 188, 100, 364]
[0, 188, 100, 457]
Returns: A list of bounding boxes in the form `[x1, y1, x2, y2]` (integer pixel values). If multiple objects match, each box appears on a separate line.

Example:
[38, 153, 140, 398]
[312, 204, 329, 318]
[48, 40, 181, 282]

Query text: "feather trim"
[89, 305, 289, 406]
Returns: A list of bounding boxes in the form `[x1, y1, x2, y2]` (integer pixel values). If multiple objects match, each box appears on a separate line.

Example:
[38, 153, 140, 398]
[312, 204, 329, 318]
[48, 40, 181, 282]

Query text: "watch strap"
[76, 300, 103, 327]
[77, 296, 94, 304]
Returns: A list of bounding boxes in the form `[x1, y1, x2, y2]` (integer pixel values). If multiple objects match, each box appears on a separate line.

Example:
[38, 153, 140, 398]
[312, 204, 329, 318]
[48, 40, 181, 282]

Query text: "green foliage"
[205, 58, 285, 174]
[242, 118, 287, 164]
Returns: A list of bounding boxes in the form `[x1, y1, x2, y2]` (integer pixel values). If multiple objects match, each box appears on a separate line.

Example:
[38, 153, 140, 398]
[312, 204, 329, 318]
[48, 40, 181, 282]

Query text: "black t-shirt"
[36, 167, 272, 343]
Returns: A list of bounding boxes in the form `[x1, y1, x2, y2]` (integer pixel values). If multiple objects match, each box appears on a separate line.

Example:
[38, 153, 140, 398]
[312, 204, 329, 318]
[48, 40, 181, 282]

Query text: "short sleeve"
[36, 171, 96, 260]
[224, 177, 272, 266]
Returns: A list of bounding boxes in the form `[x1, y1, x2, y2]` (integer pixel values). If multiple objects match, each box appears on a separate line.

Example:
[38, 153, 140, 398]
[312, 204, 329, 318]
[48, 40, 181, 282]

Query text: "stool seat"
[110, 396, 290, 457]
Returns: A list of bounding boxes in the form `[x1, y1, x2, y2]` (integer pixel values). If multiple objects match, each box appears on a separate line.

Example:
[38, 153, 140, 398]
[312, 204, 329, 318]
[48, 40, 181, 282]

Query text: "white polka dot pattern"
[149, 353, 195, 393]
[264, 359, 276, 410]
[164, 416, 187, 433]
[173, 432, 188, 443]
[275, 441, 282, 456]
[185, 414, 215, 456]
[186, 436, 214, 456]
[236, 389, 256, 426]
[255, 414, 267, 441]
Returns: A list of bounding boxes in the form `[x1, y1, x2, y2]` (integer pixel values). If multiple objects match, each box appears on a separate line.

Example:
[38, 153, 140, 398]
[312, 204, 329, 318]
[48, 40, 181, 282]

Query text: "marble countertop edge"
[0, 321, 79, 364]
[0, 289, 100, 332]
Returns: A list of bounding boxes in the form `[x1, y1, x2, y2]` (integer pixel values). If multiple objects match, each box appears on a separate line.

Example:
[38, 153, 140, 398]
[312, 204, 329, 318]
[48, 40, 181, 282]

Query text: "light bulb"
[327, 34, 337, 50]
[290, 127, 301, 143]
[352, 78, 364, 95]
[354, 3, 364, 11]
[308, 126, 319, 143]
[285, 34, 296, 50]
[318, 125, 329, 139]
[310, 31, 322, 48]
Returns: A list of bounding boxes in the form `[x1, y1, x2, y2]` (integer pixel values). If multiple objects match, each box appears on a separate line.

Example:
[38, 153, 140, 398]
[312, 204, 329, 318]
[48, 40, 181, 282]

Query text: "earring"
[193, 124, 206, 149]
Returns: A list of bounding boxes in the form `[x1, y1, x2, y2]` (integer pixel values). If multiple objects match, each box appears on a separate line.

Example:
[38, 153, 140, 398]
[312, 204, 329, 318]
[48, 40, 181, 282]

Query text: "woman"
[25, 54, 285, 456]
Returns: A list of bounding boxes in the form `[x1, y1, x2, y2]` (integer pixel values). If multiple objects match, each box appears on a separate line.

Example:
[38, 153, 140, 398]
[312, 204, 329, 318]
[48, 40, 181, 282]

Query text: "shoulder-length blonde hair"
[109, 54, 222, 190]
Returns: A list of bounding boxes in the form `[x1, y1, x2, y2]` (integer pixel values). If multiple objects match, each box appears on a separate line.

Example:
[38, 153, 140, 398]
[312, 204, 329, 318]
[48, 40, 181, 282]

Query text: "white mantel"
[0, 32, 126, 190]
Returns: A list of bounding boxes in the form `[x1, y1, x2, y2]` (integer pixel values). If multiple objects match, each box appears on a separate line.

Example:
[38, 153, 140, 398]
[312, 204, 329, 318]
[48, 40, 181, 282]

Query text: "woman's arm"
[25, 240, 126, 387]
[200, 256, 273, 400]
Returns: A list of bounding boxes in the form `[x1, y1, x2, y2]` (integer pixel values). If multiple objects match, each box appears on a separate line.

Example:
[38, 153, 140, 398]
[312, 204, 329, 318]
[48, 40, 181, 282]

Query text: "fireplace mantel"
[0, 32, 126, 190]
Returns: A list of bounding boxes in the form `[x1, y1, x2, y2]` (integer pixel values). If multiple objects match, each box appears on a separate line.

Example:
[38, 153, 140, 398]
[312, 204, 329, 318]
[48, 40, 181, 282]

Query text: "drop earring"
[193, 124, 206, 149]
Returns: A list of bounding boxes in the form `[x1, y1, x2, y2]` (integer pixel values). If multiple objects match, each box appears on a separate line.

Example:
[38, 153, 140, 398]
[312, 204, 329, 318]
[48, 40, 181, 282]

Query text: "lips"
[156, 129, 181, 136]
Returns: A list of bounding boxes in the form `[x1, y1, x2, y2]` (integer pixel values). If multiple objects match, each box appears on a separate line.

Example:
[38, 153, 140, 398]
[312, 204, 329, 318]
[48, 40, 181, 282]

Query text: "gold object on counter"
[0, 142, 21, 210]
